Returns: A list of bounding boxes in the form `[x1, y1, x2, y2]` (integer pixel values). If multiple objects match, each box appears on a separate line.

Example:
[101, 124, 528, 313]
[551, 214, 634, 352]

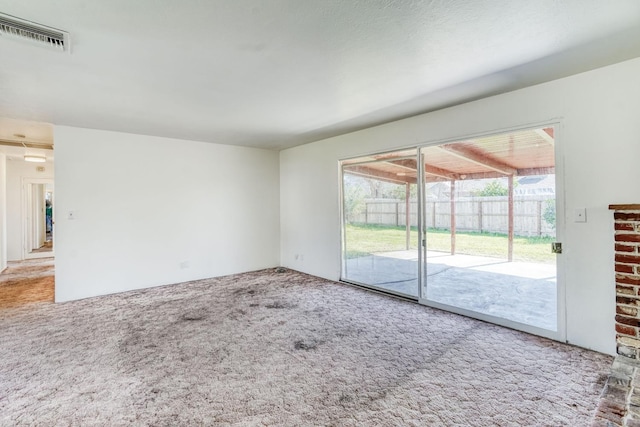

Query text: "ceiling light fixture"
[20, 140, 46, 162]
[24, 154, 46, 163]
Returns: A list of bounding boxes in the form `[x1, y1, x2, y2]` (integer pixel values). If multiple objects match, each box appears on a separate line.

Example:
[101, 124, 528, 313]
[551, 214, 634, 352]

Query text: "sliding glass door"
[419, 128, 558, 334]
[341, 149, 419, 298]
[340, 126, 562, 339]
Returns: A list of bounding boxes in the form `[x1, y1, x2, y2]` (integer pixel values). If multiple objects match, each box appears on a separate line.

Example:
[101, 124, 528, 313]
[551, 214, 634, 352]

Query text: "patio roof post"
[405, 182, 411, 250]
[508, 175, 514, 262]
[451, 179, 456, 255]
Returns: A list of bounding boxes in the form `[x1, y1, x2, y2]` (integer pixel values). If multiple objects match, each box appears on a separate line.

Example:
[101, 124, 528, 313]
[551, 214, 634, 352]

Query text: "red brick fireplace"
[610, 204, 640, 358]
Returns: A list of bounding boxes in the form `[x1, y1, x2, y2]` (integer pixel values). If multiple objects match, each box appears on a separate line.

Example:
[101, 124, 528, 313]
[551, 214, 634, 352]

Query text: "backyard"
[345, 223, 555, 263]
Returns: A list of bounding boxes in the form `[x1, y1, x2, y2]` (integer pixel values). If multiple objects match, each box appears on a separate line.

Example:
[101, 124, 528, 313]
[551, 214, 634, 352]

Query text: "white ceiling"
[1, 0, 640, 150]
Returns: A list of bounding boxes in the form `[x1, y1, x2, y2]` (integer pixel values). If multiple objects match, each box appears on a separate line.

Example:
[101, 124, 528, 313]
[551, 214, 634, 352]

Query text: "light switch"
[574, 208, 587, 223]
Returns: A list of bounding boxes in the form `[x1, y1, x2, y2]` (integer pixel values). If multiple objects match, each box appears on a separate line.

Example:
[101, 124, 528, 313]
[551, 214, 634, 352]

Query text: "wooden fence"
[352, 196, 555, 237]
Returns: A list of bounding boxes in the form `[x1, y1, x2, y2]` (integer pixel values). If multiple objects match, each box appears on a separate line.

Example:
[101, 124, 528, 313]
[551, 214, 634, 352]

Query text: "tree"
[343, 184, 365, 223]
[543, 199, 556, 229]
[389, 183, 417, 200]
[474, 180, 509, 197]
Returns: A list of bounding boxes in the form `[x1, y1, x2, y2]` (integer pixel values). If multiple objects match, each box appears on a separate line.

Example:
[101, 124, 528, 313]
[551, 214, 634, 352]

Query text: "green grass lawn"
[345, 223, 555, 264]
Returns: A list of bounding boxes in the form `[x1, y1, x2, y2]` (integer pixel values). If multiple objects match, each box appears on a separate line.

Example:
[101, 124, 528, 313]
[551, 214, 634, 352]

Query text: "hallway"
[0, 258, 54, 309]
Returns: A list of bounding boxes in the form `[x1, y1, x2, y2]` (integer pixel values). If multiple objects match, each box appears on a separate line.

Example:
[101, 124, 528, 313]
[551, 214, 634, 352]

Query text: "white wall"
[6, 159, 54, 261]
[280, 57, 640, 355]
[0, 153, 6, 272]
[54, 126, 280, 302]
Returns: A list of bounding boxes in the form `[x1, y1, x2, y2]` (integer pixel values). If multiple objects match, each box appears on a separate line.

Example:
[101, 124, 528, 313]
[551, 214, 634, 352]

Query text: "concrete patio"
[344, 250, 557, 330]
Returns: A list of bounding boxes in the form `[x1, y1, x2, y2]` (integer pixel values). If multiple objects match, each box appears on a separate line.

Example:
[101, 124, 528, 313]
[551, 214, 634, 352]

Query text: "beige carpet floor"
[0, 258, 54, 309]
[0, 268, 610, 426]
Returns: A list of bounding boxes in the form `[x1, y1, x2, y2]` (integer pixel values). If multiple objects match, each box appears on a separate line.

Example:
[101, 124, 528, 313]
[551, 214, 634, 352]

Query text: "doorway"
[0, 258, 55, 308]
[23, 178, 54, 259]
[340, 125, 563, 340]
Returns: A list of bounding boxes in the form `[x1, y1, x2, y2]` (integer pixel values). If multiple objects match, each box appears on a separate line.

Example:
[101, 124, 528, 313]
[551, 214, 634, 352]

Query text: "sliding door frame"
[339, 148, 421, 300]
[338, 119, 566, 343]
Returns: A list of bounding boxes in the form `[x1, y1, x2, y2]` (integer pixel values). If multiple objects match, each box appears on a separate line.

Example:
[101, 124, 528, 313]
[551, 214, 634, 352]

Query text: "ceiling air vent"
[0, 13, 69, 52]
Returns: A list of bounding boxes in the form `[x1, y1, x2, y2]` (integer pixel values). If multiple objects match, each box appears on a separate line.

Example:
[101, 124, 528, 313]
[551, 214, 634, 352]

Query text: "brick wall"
[611, 205, 640, 358]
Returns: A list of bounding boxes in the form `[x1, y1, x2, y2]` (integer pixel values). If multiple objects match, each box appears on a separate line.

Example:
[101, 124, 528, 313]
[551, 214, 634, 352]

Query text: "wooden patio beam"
[455, 166, 554, 182]
[384, 158, 418, 172]
[437, 145, 516, 176]
[424, 164, 460, 181]
[534, 128, 555, 146]
[384, 158, 464, 181]
[508, 175, 514, 262]
[344, 165, 415, 185]
[450, 179, 456, 256]
[517, 166, 555, 176]
[458, 171, 510, 181]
